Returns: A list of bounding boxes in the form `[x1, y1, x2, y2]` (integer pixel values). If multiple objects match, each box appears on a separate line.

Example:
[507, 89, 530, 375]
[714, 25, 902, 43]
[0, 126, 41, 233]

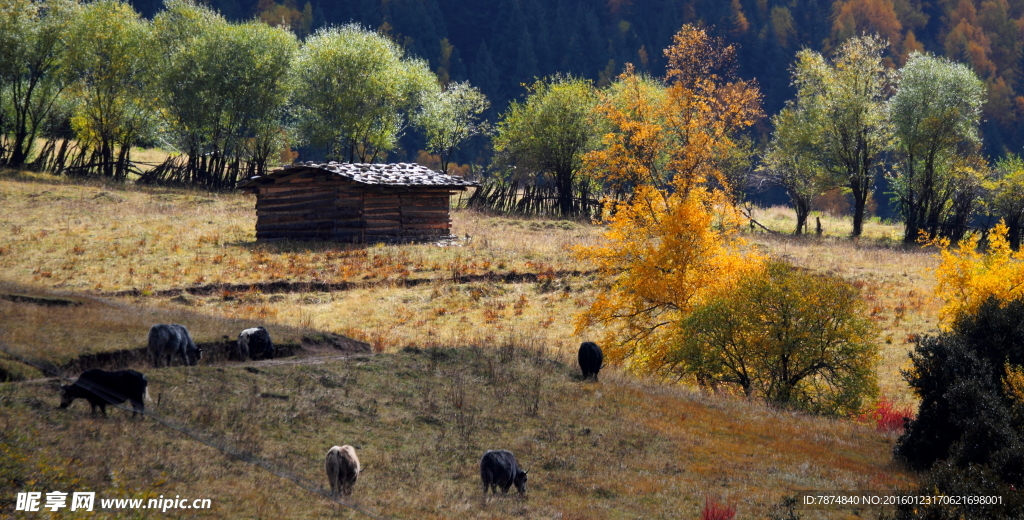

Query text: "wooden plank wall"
[398, 189, 452, 239]
[364, 187, 453, 242]
[254, 172, 363, 241]
[253, 172, 454, 242]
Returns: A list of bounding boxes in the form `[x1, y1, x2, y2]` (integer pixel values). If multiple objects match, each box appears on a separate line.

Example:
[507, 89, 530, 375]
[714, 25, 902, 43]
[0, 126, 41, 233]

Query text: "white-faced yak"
[326, 445, 361, 497]
[238, 327, 274, 360]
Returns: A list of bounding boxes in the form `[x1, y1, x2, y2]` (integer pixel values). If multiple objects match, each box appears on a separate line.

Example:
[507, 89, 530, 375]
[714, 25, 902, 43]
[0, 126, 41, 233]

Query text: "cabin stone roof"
[239, 161, 478, 188]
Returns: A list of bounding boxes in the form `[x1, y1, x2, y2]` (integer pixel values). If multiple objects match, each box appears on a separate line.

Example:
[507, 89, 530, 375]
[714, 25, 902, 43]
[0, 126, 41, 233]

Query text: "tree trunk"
[555, 168, 576, 216]
[794, 197, 810, 236]
[851, 191, 866, 238]
[1010, 218, 1022, 251]
[9, 129, 31, 167]
[101, 140, 113, 178]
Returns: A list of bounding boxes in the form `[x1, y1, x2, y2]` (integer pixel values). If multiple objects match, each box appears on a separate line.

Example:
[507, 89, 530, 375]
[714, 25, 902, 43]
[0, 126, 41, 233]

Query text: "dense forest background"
[125, 0, 1024, 163]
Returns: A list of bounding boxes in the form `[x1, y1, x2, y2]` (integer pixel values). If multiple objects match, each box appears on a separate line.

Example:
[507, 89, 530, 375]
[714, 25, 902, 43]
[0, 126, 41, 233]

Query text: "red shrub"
[700, 497, 736, 520]
[864, 396, 915, 433]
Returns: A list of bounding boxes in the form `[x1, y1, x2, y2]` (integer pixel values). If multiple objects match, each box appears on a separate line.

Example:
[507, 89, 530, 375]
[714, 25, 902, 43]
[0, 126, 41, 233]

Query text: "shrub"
[669, 261, 879, 415]
[700, 496, 736, 520]
[895, 297, 1024, 472]
[931, 221, 1024, 327]
[889, 296, 1024, 519]
[862, 396, 915, 433]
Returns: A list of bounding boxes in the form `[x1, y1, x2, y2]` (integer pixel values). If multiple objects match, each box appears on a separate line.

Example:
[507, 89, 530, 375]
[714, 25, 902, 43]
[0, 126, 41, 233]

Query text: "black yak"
[59, 369, 149, 417]
[578, 341, 603, 381]
[147, 324, 202, 367]
[480, 450, 527, 495]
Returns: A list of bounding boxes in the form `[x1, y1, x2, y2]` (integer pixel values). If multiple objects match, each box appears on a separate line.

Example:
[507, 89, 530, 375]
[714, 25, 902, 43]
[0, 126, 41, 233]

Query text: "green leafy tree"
[414, 81, 489, 174]
[492, 76, 599, 216]
[292, 24, 439, 163]
[786, 35, 891, 238]
[154, 0, 297, 188]
[0, 0, 80, 168]
[888, 52, 986, 243]
[761, 104, 832, 235]
[670, 261, 879, 415]
[64, 0, 157, 180]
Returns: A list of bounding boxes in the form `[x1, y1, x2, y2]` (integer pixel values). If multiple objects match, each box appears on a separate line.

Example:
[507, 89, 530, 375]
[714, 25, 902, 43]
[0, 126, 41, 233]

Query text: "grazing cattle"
[325, 445, 361, 497]
[578, 341, 603, 381]
[60, 369, 149, 418]
[238, 327, 274, 360]
[480, 450, 528, 495]
[147, 324, 202, 367]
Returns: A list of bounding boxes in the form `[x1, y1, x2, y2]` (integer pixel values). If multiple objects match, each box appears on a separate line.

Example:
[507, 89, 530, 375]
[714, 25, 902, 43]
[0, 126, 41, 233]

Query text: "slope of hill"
[0, 171, 941, 402]
[0, 171, 931, 517]
[2, 316, 914, 519]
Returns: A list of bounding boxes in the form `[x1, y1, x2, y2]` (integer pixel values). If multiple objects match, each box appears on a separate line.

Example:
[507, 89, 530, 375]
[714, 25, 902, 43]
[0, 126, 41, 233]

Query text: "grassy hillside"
[0, 279, 341, 378]
[0, 171, 941, 402]
[0, 171, 932, 518]
[2, 338, 914, 519]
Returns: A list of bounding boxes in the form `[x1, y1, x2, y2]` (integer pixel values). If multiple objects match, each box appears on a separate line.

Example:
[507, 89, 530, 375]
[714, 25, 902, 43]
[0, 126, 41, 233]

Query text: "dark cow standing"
[60, 369, 149, 417]
[480, 450, 528, 495]
[238, 327, 274, 360]
[148, 324, 202, 367]
[578, 341, 604, 381]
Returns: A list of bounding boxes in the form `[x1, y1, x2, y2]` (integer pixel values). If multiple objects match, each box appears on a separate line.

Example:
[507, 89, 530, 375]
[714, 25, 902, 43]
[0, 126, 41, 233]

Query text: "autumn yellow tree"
[582, 66, 668, 197]
[575, 25, 763, 372]
[932, 221, 1024, 328]
[830, 0, 903, 58]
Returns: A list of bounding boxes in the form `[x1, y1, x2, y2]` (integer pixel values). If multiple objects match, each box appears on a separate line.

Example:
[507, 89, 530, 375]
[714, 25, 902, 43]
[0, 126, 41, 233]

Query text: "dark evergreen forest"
[126, 0, 1024, 161]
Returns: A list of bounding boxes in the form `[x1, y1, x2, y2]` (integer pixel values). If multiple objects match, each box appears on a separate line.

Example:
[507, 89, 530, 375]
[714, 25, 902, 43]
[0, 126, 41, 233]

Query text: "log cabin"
[237, 162, 477, 243]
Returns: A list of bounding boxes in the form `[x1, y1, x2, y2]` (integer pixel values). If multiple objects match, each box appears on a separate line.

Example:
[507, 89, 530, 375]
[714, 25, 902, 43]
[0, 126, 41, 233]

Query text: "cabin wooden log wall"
[239, 162, 476, 243]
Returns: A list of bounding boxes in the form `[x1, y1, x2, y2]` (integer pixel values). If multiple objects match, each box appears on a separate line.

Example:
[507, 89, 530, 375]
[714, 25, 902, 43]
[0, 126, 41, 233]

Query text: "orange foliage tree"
[256, 0, 313, 38]
[931, 221, 1024, 328]
[583, 66, 669, 197]
[574, 25, 763, 373]
[832, 0, 902, 48]
[585, 25, 761, 197]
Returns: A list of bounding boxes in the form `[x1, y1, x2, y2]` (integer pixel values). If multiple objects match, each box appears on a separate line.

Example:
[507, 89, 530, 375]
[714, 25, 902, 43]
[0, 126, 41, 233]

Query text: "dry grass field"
[0, 172, 941, 403]
[2, 338, 914, 519]
[0, 170, 937, 518]
[0, 170, 601, 370]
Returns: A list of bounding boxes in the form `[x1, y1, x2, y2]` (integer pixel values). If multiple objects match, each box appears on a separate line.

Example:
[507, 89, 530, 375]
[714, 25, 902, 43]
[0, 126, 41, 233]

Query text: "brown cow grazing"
[325, 445, 361, 497]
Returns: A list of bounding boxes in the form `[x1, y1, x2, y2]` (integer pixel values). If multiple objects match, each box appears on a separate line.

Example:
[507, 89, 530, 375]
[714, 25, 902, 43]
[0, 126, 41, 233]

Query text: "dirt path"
[100, 269, 598, 299]
[14, 349, 374, 385]
[242, 349, 373, 368]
